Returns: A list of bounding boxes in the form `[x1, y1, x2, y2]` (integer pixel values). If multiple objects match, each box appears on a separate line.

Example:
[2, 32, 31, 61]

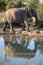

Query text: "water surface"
[0, 34, 43, 65]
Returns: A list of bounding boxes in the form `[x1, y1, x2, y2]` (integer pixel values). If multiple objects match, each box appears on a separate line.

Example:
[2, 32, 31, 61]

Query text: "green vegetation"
[26, 0, 39, 8]
[0, 0, 39, 10]
[0, 0, 6, 11]
[37, 3, 43, 27]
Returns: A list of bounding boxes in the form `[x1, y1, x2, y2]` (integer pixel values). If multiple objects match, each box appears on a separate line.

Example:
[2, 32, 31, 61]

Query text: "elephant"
[3, 7, 38, 33]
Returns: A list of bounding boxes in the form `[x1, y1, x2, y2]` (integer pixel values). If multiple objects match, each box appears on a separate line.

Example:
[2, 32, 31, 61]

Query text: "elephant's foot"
[23, 28, 26, 31]
[9, 29, 15, 34]
[26, 28, 30, 32]
[12, 29, 15, 34]
[3, 28, 6, 31]
[36, 30, 40, 33]
[28, 30, 31, 32]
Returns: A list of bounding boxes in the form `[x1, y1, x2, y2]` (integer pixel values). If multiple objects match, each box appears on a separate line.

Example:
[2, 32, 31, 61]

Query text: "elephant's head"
[26, 7, 38, 26]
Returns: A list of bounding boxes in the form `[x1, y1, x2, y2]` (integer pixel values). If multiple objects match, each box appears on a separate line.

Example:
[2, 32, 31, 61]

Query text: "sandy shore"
[0, 28, 43, 37]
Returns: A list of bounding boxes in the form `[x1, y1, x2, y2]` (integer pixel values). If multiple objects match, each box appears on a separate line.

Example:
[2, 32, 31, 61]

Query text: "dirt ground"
[0, 28, 43, 37]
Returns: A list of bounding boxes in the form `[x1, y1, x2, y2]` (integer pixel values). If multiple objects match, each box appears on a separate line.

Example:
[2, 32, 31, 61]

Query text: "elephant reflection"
[0, 35, 42, 61]
[4, 35, 37, 53]
[3, 35, 42, 59]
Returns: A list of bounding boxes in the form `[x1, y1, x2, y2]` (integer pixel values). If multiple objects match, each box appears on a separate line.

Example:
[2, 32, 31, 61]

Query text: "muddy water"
[0, 34, 43, 65]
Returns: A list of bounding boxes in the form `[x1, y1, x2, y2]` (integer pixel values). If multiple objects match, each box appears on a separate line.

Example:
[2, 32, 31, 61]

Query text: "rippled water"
[0, 34, 43, 65]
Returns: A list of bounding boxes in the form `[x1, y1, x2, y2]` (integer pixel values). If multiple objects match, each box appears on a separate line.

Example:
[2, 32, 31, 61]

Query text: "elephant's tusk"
[32, 17, 36, 23]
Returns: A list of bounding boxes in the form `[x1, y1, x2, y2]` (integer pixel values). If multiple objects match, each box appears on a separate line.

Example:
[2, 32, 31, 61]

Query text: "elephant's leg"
[3, 22, 8, 31]
[9, 23, 15, 33]
[23, 22, 26, 31]
[8, 17, 15, 33]
[9, 23, 12, 32]
[32, 17, 40, 33]
[24, 21, 29, 31]
[35, 19, 40, 33]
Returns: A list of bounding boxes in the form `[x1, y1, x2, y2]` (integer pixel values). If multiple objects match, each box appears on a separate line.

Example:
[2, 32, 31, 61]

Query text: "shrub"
[5, 1, 14, 10]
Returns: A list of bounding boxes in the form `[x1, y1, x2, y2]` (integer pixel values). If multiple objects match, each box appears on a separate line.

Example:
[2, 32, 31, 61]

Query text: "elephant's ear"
[32, 17, 36, 23]
[26, 8, 29, 14]
[26, 8, 29, 17]
[26, 8, 32, 17]
[26, 8, 28, 12]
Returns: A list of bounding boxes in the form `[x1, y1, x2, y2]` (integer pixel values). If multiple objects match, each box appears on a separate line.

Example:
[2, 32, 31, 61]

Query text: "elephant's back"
[12, 8, 26, 17]
[5, 8, 26, 16]
[5, 8, 27, 23]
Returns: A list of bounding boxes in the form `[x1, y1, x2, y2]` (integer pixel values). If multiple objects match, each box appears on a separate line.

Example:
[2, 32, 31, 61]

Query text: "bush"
[13, 1, 22, 8]
[37, 3, 43, 21]
[5, 1, 23, 10]
[26, 0, 39, 8]
[37, 3, 43, 27]
[5, 1, 14, 10]
[0, 0, 6, 11]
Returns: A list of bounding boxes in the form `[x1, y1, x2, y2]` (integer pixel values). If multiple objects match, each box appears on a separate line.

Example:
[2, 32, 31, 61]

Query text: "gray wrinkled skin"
[3, 8, 38, 33]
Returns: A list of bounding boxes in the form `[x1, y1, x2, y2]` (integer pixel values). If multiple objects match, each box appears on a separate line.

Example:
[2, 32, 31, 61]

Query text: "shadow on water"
[0, 34, 43, 65]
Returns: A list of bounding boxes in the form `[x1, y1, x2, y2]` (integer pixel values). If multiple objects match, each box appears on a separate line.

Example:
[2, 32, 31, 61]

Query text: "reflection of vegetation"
[5, 45, 12, 55]
[5, 41, 14, 57]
